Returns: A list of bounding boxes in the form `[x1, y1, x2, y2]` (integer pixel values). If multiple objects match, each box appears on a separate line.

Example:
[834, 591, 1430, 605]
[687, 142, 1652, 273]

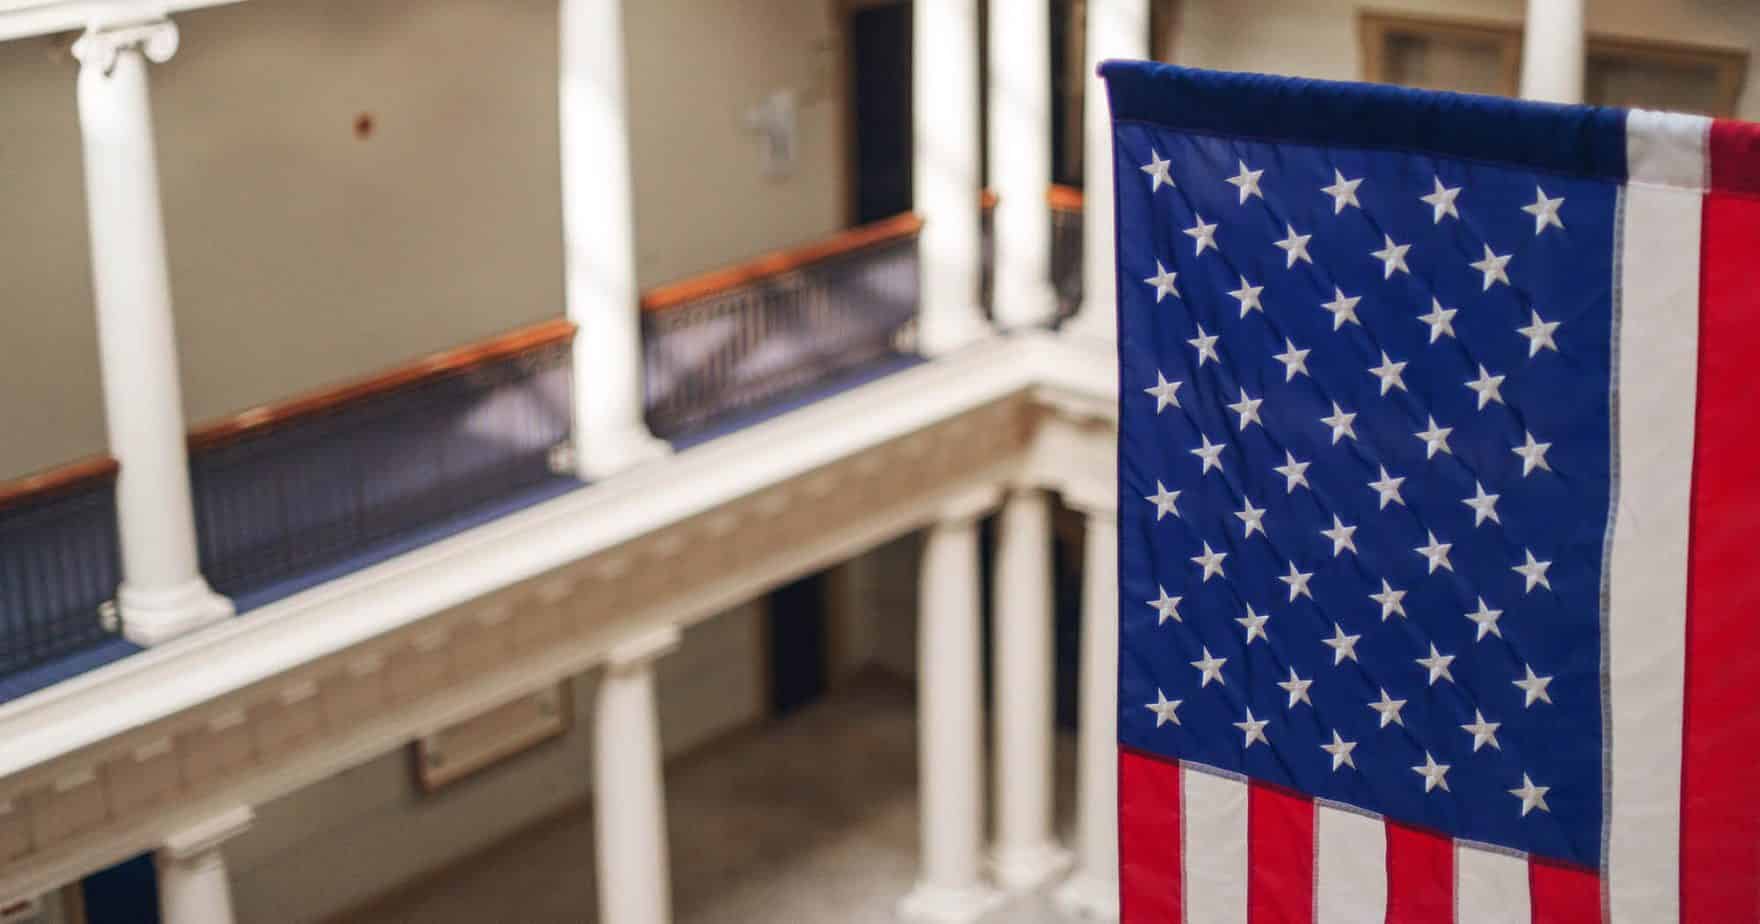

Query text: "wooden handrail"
[0, 455, 119, 514]
[980, 188, 999, 211]
[187, 317, 578, 452]
[1047, 184, 1084, 213]
[640, 212, 925, 313]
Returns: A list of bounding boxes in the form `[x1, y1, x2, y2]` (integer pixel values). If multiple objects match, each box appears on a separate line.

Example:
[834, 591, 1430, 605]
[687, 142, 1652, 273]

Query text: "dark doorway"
[81, 854, 160, 924]
[849, 1, 913, 224]
[768, 572, 831, 717]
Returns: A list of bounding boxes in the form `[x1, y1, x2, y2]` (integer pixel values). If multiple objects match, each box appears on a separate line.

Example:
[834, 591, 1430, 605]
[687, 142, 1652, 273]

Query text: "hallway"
[341, 677, 1081, 924]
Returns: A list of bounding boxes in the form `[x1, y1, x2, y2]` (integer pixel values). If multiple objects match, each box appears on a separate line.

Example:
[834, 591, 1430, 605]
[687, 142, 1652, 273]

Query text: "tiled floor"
[349, 676, 1083, 923]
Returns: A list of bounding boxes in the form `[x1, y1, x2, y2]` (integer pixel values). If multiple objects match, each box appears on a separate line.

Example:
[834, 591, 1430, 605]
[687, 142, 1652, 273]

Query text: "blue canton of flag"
[1113, 109, 1616, 867]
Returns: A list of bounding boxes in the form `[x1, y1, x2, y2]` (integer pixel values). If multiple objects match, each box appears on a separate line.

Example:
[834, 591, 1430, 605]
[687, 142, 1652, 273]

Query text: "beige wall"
[1175, 0, 1757, 119]
[226, 602, 768, 924]
[0, 0, 849, 481]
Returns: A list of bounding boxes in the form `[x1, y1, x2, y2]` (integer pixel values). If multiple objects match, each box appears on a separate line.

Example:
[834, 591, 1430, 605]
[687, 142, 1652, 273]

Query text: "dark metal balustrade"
[0, 461, 123, 676]
[641, 214, 923, 439]
[187, 321, 577, 599]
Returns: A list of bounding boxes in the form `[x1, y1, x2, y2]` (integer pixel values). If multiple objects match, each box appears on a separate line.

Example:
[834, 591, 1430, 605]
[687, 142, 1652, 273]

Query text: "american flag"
[1104, 62, 1760, 922]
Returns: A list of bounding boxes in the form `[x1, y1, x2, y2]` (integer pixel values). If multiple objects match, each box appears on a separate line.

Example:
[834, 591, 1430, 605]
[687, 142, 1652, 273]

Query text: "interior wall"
[225, 602, 766, 924]
[1174, 0, 1757, 119]
[0, 0, 849, 481]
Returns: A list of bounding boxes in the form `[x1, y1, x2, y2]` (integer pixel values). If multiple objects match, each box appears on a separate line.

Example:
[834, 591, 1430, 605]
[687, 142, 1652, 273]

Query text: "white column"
[989, 489, 1070, 891]
[157, 806, 251, 924]
[1067, 0, 1149, 343]
[1519, 0, 1586, 104]
[1055, 490, 1119, 919]
[900, 491, 1002, 923]
[73, 20, 233, 647]
[913, 0, 992, 356]
[560, 0, 670, 479]
[593, 625, 680, 924]
[987, 0, 1059, 330]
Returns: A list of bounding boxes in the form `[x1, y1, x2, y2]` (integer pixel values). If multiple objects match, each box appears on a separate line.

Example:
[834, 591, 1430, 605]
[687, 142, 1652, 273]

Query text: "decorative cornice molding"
[70, 17, 177, 75]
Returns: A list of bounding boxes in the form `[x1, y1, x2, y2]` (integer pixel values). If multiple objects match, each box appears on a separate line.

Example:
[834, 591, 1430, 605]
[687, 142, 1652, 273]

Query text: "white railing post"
[913, 0, 992, 356]
[593, 626, 680, 924]
[73, 18, 233, 646]
[157, 806, 252, 924]
[987, 0, 1059, 330]
[1066, 0, 1149, 344]
[1519, 0, 1586, 104]
[560, 0, 670, 479]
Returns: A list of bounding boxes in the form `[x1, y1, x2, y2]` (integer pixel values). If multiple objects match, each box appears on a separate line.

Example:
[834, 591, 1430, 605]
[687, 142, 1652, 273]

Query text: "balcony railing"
[0, 458, 123, 676]
[187, 319, 577, 601]
[1048, 184, 1084, 321]
[641, 213, 924, 439]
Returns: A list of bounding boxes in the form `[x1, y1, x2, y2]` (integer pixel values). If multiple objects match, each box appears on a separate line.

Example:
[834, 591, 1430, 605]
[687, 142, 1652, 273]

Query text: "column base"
[989, 841, 1072, 893]
[917, 312, 995, 358]
[991, 282, 1062, 332]
[1052, 870, 1119, 920]
[575, 424, 672, 481]
[120, 579, 234, 647]
[897, 881, 1004, 924]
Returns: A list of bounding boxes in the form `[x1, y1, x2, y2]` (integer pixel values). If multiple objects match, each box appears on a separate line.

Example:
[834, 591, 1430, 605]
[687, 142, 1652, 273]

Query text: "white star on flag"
[1462, 709, 1502, 751]
[1510, 774, 1552, 815]
[1227, 276, 1264, 317]
[1191, 647, 1228, 687]
[1235, 603, 1270, 644]
[1470, 243, 1513, 289]
[1188, 323, 1219, 365]
[1515, 664, 1555, 707]
[1321, 731, 1357, 771]
[1415, 416, 1453, 458]
[1190, 433, 1226, 474]
[1323, 623, 1361, 664]
[1466, 364, 1507, 409]
[1466, 596, 1504, 641]
[1514, 430, 1553, 476]
[1279, 561, 1314, 601]
[1413, 751, 1451, 793]
[1145, 261, 1180, 301]
[1415, 530, 1454, 573]
[1141, 149, 1174, 192]
[1144, 481, 1181, 521]
[1322, 288, 1363, 329]
[1147, 586, 1182, 625]
[1368, 465, 1406, 509]
[1322, 168, 1363, 212]
[1518, 309, 1562, 357]
[1369, 688, 1407, 727]
[1369, 351, 1409, 394]
[1234, 708, 1270, 748]
[1522, 186, 1565, 234]
[1464, 481, 1501, 526]
[1514, 548, 1553, 592]
[1145, 689, 1182, 727]
[1274, 338, 1311, 381]
[1371, 234, 1411, 278]
[1321, 402, 1358, 444]
[1191, 541, 1227, 582]
[1227, 388, 1264, 430]
[1144, 371, 1181, 413]
[1321, 515, 1358, 556]
[1279, 668, 1314, 708]
[1418, 297, 1457, 342]
[1370, 579, 1406, 620]
[1234, 496, 1267, 538]
[1274, 224, 1313, 267]
[1420, 176, 1461, 222]
[1184, 213, 1218, 255]
[1274, 451, 1311, 492]
[1227, 160, 1265, 203]
[1416, 644, 1456, 685]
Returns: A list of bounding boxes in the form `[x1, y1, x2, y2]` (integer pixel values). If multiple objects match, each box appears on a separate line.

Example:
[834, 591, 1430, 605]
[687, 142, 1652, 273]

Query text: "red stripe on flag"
[1709, 117, 1760, 196]
[1248, 781, 1314, 924]
[1384, 821, 1451, 924]
[1682, 119, 1760, 923]
[1528, 858, 1600, 924]
[1119, 748, 1182, 924]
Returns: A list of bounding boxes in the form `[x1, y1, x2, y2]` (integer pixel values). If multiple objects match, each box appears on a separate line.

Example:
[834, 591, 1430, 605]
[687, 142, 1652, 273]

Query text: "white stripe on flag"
[1456, 844, 1530, 924]
[1314, 802, 1385, 924]
[1182, 765, 1248, 924]
[1606, 111, 1709, 924]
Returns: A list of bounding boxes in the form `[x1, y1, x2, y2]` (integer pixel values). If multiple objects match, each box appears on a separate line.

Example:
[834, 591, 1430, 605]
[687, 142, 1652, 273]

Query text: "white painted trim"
[0, 333, 1110, 781]
[0, 0, 248, 43]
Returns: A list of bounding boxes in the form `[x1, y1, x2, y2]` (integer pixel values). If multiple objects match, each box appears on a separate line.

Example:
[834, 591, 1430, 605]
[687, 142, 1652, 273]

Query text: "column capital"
[937, 484, 1003, 527]
[1059, 478, 1117, 521]
[162, 806, 253, 863]
[605, 624, 681, 671]
[73, 18, 179, 75]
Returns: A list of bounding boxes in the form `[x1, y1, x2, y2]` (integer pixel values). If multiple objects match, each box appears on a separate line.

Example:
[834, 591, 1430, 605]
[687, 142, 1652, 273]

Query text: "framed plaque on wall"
[411, 682, 572, 793]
